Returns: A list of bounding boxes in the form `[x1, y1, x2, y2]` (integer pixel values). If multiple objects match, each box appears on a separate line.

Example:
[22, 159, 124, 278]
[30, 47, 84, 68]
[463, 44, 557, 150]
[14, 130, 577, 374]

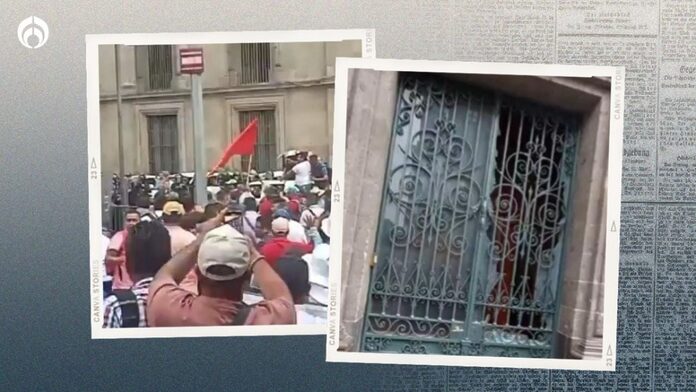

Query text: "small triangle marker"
[90, 158, 97, 169]
[333, 181, 340, 193]
[610, 221, 617, 232]
[607, 345, 613, 356]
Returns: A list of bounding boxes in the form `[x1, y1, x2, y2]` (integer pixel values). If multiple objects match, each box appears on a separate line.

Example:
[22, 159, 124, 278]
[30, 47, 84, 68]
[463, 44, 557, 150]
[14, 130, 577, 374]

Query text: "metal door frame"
[360, 73, 581, 358]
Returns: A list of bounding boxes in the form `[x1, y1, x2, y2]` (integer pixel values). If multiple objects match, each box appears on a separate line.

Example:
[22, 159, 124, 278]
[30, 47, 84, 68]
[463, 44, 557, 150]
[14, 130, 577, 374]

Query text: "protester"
[259, 217, 316, 267]
[161, 201, 199, 293]
[103, 220, 172, 327]
[258, 186, 282, 232]
[309, 153, 329, 189]
[274, 245, 329, 324]
[103, 160, 333, 327]
[241, 197, 260, 240]
[215, 189, 231, 205]
[105, 208, 141, 290]
[300, 192, 325, 228]
[204, 201, 225, 219]
[162, 201, 197, 253]
[239, 187, 255, 205]
[147, 209, 296, 326]
[271, 251, 310, 303]
[285, 151, 313, 193]
[272, 208, 309, 244]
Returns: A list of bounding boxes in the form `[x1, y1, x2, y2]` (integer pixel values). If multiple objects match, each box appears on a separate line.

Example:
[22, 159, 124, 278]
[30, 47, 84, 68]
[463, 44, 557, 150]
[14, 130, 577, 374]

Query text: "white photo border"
[87, 29, 376, 339]
[326, 57, 625, 371]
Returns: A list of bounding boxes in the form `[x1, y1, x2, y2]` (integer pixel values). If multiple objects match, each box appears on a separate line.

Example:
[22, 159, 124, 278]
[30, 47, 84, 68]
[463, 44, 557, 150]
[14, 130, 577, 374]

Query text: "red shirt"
[260, 237, 314, 267]
[287, 199, 301, 216]
[259, 198, 274, 218]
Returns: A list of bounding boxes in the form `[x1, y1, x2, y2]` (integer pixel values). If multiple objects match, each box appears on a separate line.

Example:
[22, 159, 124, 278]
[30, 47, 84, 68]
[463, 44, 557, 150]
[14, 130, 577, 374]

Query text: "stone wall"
[338, 68, 398, 351]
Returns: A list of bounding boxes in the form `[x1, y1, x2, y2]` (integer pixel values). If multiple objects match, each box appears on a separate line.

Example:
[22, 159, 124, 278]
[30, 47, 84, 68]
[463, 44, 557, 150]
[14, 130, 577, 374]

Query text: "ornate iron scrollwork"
[361, 73, 579, 359]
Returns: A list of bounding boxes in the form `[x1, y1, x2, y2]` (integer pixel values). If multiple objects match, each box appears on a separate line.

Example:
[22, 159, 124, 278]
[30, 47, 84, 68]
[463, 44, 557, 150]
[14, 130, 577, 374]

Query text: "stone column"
[555, 88, 611, 359]
[339, 69, 399, 351]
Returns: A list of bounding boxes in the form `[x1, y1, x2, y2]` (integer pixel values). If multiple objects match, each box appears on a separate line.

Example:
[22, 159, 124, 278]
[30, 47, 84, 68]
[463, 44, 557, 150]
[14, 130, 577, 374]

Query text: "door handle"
[479, 198, 489, 228]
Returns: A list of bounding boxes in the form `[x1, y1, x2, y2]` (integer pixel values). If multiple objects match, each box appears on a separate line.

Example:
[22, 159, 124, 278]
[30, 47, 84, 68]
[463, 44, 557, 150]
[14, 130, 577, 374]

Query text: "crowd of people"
[100, 151, 332, 328]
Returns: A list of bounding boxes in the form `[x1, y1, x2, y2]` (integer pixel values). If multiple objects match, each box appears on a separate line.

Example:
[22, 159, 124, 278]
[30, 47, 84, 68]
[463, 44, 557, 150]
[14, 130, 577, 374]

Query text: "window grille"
[147, 114, 179, 174]
[147, 45, 173, 90]
[240, 43, 271, 84]
[239, 110, 277, 172]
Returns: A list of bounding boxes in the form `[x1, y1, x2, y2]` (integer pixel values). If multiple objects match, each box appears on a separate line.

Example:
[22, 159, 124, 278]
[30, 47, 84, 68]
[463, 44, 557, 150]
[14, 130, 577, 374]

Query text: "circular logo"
[17, 16, 49, 49]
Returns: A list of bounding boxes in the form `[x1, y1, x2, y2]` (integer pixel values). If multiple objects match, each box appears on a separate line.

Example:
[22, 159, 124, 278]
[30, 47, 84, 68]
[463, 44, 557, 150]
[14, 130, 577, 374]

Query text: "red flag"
[211, 118, 258, 171]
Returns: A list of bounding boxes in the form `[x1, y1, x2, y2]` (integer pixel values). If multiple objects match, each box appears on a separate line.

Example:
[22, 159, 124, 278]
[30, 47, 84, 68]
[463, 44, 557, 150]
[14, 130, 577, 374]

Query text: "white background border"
[87, 29, 375, 339]
[325, 57, 625, 371]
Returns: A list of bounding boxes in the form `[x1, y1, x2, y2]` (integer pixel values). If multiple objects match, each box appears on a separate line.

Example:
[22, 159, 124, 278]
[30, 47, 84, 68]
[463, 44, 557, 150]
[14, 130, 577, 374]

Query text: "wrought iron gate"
[361, 73, 579, 358]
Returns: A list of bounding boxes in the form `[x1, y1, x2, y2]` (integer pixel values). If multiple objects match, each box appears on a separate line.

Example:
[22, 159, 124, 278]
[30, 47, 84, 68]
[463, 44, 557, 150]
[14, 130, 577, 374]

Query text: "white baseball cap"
[197, 225, 251, 281]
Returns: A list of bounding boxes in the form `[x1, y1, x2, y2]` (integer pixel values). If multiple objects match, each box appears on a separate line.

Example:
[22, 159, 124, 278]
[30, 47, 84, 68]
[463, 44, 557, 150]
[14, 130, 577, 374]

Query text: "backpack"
[230, 303, 254, 325]
[110, 289, 140, 328]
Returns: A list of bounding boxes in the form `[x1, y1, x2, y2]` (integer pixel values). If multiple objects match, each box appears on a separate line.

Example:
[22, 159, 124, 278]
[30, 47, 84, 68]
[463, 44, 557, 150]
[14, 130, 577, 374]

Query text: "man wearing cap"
[224, 201, 258, 245]
[147, 209, 296, 326]
[162, 201, 198, 294]
[273, 208, 309, 245]
[259, 216, 317, 268]
[258, 186, 285, 233]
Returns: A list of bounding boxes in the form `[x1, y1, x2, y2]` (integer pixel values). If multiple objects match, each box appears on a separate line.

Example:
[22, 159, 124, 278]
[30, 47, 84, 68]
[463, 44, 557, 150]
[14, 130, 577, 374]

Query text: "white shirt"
[239, 191, 255, 204]
[292, 161, 312, 186]
[287, 219, 309, 244]
[243, 210, 259, 228]
[300, 206, 330, 234]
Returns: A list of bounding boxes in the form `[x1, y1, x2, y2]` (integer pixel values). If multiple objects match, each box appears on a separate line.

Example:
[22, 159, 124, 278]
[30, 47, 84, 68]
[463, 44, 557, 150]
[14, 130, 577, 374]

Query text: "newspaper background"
[0, 0, 693, 391]
[366, 1, 695, 390]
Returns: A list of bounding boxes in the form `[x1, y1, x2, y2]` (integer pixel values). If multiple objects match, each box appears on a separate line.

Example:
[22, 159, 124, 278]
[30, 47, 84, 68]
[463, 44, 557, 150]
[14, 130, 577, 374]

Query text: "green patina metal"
[361, 73, 580, 358]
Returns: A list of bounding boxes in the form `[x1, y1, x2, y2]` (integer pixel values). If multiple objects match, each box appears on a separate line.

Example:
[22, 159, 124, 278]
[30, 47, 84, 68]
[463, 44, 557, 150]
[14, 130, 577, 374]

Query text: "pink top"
[165, 225, 198, 294]
[146, 276, 296, 326]
[107, 231, 133, 290]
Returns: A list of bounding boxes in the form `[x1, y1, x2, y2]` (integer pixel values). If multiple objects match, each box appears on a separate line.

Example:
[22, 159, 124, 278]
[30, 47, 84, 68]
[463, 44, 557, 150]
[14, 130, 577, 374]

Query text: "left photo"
[87, 30, 375, 338]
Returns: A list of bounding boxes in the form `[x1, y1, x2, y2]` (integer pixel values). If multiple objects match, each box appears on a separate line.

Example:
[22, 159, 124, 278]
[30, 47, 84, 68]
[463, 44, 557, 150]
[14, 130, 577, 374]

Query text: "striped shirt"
[102, 277, 153, 328]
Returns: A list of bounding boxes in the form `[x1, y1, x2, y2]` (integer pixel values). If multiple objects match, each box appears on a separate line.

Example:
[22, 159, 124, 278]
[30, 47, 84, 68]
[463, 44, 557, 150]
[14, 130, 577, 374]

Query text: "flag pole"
[245, 154, 253, 188]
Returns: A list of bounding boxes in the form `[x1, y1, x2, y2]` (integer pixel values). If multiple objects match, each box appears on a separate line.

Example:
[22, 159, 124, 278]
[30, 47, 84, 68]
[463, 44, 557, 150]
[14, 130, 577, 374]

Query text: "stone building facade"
[98, 40, 362, 193]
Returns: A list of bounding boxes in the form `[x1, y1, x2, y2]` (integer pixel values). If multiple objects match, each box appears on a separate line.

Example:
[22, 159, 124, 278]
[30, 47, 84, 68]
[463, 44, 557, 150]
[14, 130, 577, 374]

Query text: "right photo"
[327, 58, 624, 370]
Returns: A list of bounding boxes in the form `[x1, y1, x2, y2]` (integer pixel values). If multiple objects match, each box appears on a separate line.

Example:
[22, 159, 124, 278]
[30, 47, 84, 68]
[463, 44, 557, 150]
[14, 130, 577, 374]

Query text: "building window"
[147, 45, 173, 90]
[361, 73, 580, 358]
[147, 114, 179, 174]
[240, 43, 271, 84]
[240, 110, 276, 172]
